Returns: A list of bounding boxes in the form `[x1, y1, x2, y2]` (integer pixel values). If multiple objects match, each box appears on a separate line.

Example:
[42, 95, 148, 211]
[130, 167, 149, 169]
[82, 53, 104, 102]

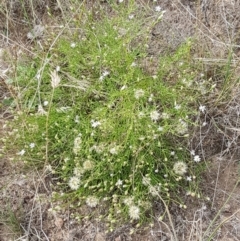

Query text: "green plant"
[0, 206, 22, 238]
[6, 2, 208, 230]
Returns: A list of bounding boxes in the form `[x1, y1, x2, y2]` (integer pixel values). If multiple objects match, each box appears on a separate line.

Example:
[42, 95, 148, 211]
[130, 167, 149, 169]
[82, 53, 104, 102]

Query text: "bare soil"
[1, 1, 240, 240]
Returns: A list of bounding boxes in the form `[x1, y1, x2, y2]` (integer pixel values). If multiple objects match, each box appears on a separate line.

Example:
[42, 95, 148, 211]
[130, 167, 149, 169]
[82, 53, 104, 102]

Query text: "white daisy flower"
[174, 104, 181, 110]
[123, 197, 134, 206]
[134, 89, 145, 99]
[102, 70, 110, 77]
[190, 150, 195, 156]
[129, 205, 140, 220]
[17, 149, 25, 156]
[99, 70, 110, 81]
[157, 126, 164, 131]
[83, 160, 94, 171]
[138, 111, 145, 118]
[109, 147, 118, 155]
[194, 155, 201, 162]
[186, 176, 192, 181]
[43, 101, 48, 106]
[161, 112, 170, 119]
[46, 165, 53, 173]
[199, 105, 206, 113]
[150, 110, 160, 121]
[176, 119, 188, 135]
[29, 143, 35, 148]
[148, 94, 154, 102]
[128, 14, 134, 20]
[116, 179, 123, 187]
[173, 161, 187, 176]
[91, 120, 101, 128]
[86, 196, 99, 208]
[68, 176, 80, 190]
[131, 62, 137, 67]
[149, 185, 160, 197]
[73, 166, 83, 177]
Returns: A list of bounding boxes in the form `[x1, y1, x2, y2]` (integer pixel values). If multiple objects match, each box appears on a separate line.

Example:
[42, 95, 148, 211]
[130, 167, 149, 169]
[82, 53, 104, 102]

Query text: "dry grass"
[1, 1, 240, 241]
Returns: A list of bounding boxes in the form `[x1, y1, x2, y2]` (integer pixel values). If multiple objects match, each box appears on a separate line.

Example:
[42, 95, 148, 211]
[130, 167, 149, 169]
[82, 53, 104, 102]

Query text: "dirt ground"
[1, 0, 240, 240]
